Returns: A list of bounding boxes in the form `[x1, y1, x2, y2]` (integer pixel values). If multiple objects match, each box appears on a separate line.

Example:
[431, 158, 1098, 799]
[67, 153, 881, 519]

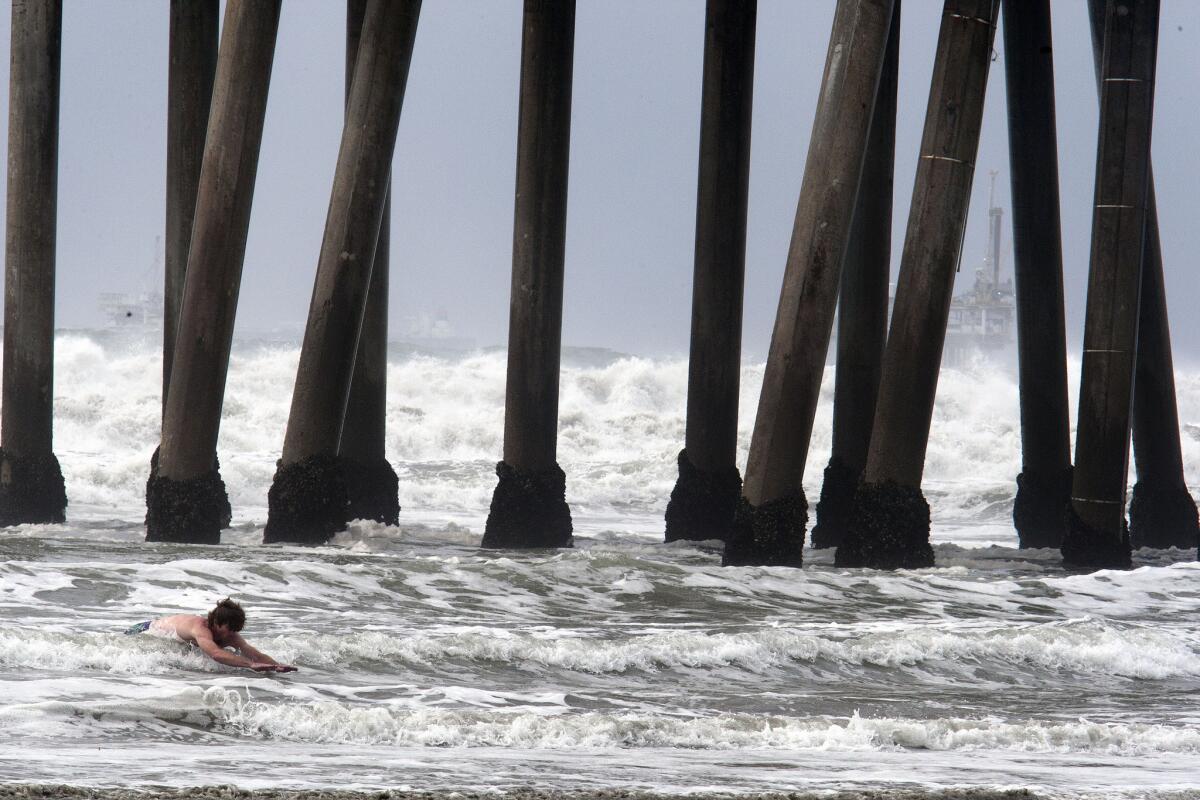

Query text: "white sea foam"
[5, 617, 1195, 682]
[192, 690, 1200, 753]
[49, 335, 1185, 531]
[288, 619, 1199, 680]
[8, 334, 1197, 795]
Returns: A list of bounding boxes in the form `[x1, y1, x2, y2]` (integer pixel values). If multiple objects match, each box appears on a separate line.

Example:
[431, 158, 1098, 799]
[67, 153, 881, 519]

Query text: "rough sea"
[2, 334, 1198, 800]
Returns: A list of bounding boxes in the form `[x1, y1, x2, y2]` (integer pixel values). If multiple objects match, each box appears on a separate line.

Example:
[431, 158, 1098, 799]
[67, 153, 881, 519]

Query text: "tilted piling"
[664, 0, 756, 544]
[164, 0, 218, 404]
[482, 0, 577, 549]
[0, 0, 67, 527]
[1063, 0, 1160, 570]
[338, 0, 400, 528]
[837, 0, 999, 570]
[147, 0, 282, 544]
[811, 0, 899, 550]
[724, 0, 895, 567]
[1002, 0, 1072, 550]
[265, 0, 422, 545]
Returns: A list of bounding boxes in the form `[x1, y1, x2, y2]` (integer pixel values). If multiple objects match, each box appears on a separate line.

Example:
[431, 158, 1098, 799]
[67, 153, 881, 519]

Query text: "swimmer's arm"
[228, 633, 297, 673]
[194, 630, 278, 671]
[227, 633, 277, 664]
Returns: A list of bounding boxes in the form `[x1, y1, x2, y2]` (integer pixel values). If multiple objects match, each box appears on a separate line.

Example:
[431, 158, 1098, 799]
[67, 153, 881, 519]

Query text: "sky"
[1, 0, 1198, 360]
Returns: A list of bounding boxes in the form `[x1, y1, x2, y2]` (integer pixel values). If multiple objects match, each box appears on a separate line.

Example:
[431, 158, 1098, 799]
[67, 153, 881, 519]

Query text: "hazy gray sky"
[2, 1, 1198, 359]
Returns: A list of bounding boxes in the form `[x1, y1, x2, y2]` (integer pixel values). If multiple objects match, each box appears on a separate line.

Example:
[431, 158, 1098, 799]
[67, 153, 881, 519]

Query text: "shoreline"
[0, 787, 1050, 800]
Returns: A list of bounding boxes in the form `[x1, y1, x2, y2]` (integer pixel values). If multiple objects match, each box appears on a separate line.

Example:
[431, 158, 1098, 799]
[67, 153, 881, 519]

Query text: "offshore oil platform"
[944, 171, 1015, 365]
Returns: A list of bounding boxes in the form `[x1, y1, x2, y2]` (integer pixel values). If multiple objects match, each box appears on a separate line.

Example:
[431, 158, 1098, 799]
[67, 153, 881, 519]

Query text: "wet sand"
[0, 786, 1051, 800]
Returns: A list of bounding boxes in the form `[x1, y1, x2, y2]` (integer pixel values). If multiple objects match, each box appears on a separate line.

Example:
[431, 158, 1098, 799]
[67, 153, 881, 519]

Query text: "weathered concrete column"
[1082, 0, 1196, 552]
[722, 0, 895, 568]
[0, 0, 66, 527]
[837, 0, 999, 570]
[482, 0, 576, 549]
[811, 0, 899, 550]
[1128, 189, 1198, 550]
[338, 0, 400, 527]
[664, 0, 756, 544]
[265, 0, 421, 545]
[1063, 0, 1159, 570]
[146, 0, 282, 544]
[1002, 0, 1072, 550]
[164, 0, 218, 402]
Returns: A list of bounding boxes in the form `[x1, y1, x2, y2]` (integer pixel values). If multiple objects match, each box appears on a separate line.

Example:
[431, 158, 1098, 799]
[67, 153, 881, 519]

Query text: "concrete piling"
[265, 0, 422, 545]
[1001, 0, 1072, 550]
[1063, 0, 1160, 570]
[338, 0, 400, 528]
[164, 0, 218, 403]
[147, 0, 282, 544]
[723, 0, 895, 567]
[664, 0, 756, 544]
[482, 0, 577, 549]
[1128, 193, 1198, 550]
[837, 0, 999, 570]
[811, 0, 899, 550]
[0, 0, 67, 527]
[1082, 0, 1196, 552]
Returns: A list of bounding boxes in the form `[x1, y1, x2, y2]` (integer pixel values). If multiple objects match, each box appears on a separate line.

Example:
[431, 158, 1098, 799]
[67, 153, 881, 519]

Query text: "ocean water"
[1, 334, 1199, 799]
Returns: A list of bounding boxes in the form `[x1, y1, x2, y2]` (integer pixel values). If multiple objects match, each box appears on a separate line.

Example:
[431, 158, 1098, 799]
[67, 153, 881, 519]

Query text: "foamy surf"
[6, 617, 1195, 681]
[2, 337, 1198, 797]
[197, 698, 1200, 754]
[6, 684, 1199, 757]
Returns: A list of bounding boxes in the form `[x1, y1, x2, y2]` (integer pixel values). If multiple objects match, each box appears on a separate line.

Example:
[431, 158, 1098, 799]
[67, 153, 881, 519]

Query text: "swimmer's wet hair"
[207, 597, 245, 632]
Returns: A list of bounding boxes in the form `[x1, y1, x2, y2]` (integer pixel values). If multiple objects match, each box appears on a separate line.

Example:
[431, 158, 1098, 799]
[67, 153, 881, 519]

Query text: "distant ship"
[98, 290, 164, 331]
[392, 308, 476, 355]
[80, 237, 165, 350]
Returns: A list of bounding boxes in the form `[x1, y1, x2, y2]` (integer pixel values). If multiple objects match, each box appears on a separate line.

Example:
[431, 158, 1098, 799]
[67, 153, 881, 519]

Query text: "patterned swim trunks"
[124, 621, 152, 635]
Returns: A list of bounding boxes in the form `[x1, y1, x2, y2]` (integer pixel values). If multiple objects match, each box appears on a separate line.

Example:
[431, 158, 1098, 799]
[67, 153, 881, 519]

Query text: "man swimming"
[126, 597, 297, 673]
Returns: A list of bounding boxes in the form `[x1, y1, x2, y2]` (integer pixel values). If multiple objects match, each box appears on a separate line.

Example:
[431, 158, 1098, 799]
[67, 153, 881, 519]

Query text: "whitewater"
[2, 334, 1199, 799]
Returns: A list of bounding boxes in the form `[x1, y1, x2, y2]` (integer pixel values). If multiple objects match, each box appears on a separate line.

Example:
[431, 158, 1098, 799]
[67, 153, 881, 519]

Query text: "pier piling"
[1002, 0, 1072, 550]
[664, 0, 756, 544]
[164, 0, 218, 403]
[837, 0, 999, 570]
[265, 0, 421, 545]
[811, 0, 899, 550]
[482, 0, 577, 549]
[724, 0, 895, 567]
[1081, 0, 1197, 553]
[1128, 194, 1198, 551]
[338, 0, 400, 528]
[0, 0, 67, 527]
[147, 0, 282, 544]
[1063, 0, 1160, 570]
